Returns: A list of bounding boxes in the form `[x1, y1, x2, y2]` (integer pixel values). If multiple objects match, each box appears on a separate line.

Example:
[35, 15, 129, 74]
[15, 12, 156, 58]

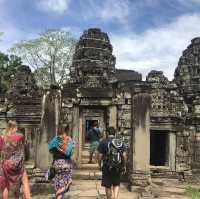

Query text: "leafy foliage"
[0, 52, 22, 93]
[10, 29, 77, 88]
[185, 186, 200, 199]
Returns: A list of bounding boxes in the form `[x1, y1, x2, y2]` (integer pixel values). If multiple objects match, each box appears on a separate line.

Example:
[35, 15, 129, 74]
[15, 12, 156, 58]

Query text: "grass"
[185, 186, 200, 199]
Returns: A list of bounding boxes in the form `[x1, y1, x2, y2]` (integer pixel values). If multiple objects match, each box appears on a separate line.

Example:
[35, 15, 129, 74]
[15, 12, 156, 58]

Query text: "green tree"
[10, 29, 76, 88]
[0, 52, 22, 93]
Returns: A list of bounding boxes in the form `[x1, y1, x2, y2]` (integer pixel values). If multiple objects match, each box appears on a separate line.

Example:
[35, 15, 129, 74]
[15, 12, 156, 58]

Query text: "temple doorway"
[81, 108, 105, 148]
[150, 130, 169, 166]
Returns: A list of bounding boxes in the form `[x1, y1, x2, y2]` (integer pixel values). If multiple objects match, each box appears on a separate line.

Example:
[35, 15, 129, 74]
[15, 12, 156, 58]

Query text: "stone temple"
[1, 28, 200, 189]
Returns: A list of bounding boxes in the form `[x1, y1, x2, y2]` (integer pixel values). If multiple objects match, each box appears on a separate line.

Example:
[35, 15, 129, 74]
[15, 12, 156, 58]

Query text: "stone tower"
[174, 37, 200, 172]
[70, 28, 116, 88]
[174, 37, 200, 102]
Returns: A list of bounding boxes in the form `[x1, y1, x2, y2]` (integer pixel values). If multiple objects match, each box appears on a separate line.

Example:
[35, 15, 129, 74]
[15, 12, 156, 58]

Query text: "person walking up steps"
[48, 125, 77, 199]
[98, 127, 126, 199]
[88, 121, 101, 164]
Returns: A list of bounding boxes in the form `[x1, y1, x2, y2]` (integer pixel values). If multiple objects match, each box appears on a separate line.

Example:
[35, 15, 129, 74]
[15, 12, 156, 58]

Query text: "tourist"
[97, 127, 126, 199]
[48, 125, 76, 199]
[0, 120, 31, 199]
[87, 121, 101, 164]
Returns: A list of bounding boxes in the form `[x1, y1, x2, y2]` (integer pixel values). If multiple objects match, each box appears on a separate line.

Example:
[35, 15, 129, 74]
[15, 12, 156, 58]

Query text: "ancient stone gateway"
[1, 28, 200, 191]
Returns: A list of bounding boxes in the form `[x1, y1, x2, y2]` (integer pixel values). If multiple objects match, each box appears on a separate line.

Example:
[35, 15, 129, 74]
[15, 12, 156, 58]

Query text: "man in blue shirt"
[98, 127, 126, 199]
[87, 121, 101, 163]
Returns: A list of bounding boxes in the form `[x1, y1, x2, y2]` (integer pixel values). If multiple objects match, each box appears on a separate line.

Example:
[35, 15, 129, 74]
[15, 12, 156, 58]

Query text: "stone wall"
[1, 28, 200, 180]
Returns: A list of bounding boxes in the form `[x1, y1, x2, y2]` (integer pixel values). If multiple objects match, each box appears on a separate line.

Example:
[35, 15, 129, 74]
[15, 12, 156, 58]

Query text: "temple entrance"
[150, 130, 169, 166]
[81, 108, 105, 148]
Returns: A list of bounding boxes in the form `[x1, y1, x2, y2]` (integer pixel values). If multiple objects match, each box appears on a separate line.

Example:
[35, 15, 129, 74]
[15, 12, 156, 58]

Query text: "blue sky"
[1, 0, 200, 80]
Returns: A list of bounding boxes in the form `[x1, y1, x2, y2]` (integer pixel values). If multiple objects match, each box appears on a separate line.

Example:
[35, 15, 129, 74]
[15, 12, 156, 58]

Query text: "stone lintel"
[80, 99, 112, 106]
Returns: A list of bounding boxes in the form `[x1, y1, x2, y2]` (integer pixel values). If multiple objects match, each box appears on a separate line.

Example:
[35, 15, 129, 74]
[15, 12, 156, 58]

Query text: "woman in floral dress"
[0, 120, 31, 199]
[48, 125, 76, 199]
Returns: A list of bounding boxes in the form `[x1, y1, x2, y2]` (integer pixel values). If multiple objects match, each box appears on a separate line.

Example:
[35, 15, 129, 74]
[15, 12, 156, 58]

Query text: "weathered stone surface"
[70, 28, 116, 88]
[1, 29, 200, 192]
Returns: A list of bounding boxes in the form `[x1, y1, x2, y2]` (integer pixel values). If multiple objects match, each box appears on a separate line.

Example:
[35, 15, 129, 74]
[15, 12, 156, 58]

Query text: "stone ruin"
[1, 28, 200, 191]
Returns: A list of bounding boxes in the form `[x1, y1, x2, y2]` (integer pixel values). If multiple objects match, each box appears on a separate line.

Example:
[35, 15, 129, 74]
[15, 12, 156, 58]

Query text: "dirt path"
[31, 178, 196, 199]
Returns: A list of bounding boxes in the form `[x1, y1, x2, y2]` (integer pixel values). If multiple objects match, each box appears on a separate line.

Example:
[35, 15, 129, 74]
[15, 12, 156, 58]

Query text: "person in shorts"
[87, 121, 101, 163]
[97, 127, 126, 199]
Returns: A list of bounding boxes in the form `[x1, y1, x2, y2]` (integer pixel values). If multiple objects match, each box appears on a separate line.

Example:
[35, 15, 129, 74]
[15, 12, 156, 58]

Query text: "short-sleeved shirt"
[98, 137, 125, 165]
[98, 138, 111, 156]
[88, 127, 101, 142]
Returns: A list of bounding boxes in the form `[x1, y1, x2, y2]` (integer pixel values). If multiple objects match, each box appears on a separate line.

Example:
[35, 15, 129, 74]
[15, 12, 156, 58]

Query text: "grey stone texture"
[1, 28, 200, 190]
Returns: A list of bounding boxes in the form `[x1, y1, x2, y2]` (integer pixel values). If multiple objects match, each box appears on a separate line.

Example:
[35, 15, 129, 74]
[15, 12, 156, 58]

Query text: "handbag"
[46, 163, 55, 180]
[49, 166, 55, 180]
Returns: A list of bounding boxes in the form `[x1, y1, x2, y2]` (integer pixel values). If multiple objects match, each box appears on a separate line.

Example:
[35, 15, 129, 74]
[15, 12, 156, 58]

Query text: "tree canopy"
[0, 52, 22, 93]
[10, 29, 77, 88]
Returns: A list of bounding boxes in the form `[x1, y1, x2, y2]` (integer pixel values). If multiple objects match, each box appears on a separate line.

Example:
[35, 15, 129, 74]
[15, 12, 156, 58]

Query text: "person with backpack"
[97, 127, 126, 199]
[87, 121, 101, 164]
[48, 125, 76, 199]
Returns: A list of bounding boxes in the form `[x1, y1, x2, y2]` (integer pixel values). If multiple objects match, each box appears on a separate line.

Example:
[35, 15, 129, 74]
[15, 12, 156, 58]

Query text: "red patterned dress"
[0, 133, 25, 198]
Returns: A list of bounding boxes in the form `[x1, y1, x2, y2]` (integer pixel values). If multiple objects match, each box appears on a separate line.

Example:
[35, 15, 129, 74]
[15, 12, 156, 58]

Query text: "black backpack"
[106, 138, 124, 170]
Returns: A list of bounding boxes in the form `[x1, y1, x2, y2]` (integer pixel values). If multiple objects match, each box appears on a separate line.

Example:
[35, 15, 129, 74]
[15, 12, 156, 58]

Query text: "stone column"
[24, 127, 31, 161]
[108, 105, 117, 128]
[169, 132, 176, 171]
[71, 106, 80, 164]
[36, 88, 61, 170]
[130, 93, 151, 191]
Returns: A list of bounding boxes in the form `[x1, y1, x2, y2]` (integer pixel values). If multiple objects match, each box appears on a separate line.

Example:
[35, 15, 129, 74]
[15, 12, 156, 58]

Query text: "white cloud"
[100, 0, 130, 23]
[110, 13, 200, 80]
[178, 0, 200, 6]
[37, 0, 71, 14]
[79, 0, 130, 24]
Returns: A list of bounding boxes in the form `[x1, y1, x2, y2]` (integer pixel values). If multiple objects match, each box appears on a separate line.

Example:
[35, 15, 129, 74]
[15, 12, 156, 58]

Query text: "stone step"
[30, 182, 54, 195]
[82, 148, 90, 155]
[81, 154, 90, 161]
[81, 152, 90, 159]
[29, 171, 101, 181]
[78, 163, 99, 170]
[83, 144, 90, 149]
[81, 158, 98, 164]
[151, 173, 178, 179]
[27, 165, 101, 181]
[73, 170, 102, 180]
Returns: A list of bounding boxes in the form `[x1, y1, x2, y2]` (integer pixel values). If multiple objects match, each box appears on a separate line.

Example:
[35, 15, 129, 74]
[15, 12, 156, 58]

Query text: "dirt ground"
[31, 178, 200, 199]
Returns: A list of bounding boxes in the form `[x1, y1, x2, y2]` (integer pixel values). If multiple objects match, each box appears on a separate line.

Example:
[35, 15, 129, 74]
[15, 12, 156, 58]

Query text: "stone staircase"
[150, 166, 180, 179]
[25, 143, 102, 195]
[74, 143, 102, 180]
[28, 145, 139, 198]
